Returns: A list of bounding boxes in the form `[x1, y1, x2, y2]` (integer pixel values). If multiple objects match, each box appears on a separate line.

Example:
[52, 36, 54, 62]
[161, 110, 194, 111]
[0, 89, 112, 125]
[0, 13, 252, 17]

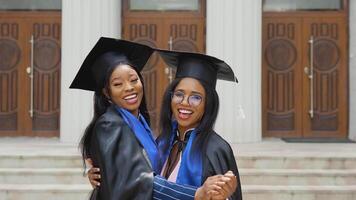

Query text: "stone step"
[0, 155, 82, 168]
[3, 167, 355, 186]
[0, 184, 91, 200]
[3, 154, 356, 170]
[240, 169, 356, 186]
[0, 168, 87, 184]
[1, 184, 355, 200]
[237, 155, 356, 169]
[242, 185, 356, 200]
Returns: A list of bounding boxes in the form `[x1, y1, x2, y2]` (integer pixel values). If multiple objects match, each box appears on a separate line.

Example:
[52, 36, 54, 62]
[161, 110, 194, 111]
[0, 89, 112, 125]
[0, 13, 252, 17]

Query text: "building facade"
[1, 0, 355, 143]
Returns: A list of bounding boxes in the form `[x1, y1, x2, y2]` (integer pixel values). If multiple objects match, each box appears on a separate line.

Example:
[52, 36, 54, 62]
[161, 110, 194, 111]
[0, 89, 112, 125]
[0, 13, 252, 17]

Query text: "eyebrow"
[111, 73, 138, 81]
[175, 89, 203, 96]
[129, 74, 139, 78]
[111, 77, 122, 83]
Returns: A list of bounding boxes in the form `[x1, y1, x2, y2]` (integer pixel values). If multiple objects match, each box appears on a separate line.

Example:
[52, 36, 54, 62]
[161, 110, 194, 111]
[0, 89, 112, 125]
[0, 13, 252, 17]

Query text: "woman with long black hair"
[70, 37, 160, 199]
[156, 50, 243, 200]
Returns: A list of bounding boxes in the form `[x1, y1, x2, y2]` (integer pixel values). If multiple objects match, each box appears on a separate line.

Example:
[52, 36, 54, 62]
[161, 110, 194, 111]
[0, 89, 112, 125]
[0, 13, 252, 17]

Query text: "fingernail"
[97, 183, 100, 186]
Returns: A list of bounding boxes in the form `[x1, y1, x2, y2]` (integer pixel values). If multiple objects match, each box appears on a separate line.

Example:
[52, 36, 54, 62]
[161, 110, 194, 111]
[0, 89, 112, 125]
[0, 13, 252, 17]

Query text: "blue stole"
[116, 107, 164, 174]
[171, 121, 203, 187]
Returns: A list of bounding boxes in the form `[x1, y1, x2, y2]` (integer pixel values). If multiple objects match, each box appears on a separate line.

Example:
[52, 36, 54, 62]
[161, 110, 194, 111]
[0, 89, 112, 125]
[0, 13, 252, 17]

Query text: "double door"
[262, 13, 348, 138]
[122, 0, 206, 133]
[0, 12, 61, 137]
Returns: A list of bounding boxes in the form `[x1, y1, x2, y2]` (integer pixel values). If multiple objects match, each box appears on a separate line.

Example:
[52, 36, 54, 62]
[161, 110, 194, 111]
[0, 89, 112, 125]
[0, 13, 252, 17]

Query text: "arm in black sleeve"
[92, 113, 153, 200]
[203, 132, 243, 200]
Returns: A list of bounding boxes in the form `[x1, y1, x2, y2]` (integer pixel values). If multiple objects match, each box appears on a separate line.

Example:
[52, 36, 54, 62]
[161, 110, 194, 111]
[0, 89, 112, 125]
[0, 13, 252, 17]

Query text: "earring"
[104, 96, 113, 104]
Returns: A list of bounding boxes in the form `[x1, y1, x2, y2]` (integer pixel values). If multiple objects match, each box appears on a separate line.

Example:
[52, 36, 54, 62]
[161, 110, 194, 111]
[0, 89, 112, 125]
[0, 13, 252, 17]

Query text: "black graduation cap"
[70, 37, 154, 91]
[156, 49, 238, 88]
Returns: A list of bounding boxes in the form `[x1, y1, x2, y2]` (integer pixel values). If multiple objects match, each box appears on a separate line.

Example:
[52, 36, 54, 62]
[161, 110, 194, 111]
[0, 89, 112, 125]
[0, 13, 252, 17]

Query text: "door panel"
[0, 16, 26, 135]
[262, 13, 348, 138]
[0, 12, 61, 137]
[262, 17, 303, 137]
[30, 15, 61, 136]
[164, 18, 205, 52]
[302, 18, 347, 137]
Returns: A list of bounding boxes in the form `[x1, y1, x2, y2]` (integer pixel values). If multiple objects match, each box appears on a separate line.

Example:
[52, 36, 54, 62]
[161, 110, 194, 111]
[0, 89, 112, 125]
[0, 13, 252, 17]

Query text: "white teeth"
[124, 94, 137, 100]
[179, 109, 193, 114]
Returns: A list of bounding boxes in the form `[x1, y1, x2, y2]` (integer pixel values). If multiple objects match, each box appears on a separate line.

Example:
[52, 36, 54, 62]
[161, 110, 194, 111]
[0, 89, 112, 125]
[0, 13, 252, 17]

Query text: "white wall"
[349, 1, 356, 141]
[206, 0, 262, 143]
[60, 0, 121, 143]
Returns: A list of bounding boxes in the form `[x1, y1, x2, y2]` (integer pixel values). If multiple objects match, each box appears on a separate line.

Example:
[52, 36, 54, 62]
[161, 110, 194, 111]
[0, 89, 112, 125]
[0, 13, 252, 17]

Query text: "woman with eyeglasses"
[155, 49, 243, 200]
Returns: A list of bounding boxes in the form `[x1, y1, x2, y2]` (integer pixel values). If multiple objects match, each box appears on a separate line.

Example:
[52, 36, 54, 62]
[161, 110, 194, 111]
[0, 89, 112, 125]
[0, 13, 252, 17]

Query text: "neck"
[116, 105, 139, 118]
[127, 108, 139, 118]
[178, 126, 194, 141]
[132, 110, 139, 118]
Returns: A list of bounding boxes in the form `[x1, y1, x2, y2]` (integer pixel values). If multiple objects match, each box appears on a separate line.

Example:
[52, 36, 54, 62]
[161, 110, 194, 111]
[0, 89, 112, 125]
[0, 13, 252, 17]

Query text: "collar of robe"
[116, 106, 164, 174]
[171, 121, 203, 186]
[175, 128, 193, 152]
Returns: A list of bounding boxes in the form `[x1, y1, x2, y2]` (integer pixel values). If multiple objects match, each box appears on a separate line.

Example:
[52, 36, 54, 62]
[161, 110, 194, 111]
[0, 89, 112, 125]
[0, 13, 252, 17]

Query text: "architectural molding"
[60, 0, 121, 143]
[349, 0, 356, 141]
[207, 0, 262, 143]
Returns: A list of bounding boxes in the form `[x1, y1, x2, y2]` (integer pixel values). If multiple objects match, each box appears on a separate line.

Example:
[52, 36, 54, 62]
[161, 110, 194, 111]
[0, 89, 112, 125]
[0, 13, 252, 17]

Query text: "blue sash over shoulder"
[116, 107, 164, 174]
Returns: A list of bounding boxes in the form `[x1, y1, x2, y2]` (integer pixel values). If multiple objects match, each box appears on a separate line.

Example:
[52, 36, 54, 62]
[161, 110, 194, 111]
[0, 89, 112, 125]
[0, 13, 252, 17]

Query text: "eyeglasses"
[171, 91, 203, 107]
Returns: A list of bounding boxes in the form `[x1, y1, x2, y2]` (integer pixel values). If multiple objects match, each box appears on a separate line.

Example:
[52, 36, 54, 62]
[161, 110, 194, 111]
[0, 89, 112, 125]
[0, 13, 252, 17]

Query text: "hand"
[85, 158, 101, 188]
[222, 171, 237, 197]
[195, 175, 228, 200]
[211, 171, 237, 200]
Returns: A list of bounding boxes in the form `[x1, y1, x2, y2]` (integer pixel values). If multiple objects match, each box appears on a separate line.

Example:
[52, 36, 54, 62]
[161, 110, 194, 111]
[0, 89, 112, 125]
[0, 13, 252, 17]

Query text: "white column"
[349, 1, 356, 141]
[206, 0, 262, 143]
[60, 0, 121, 143]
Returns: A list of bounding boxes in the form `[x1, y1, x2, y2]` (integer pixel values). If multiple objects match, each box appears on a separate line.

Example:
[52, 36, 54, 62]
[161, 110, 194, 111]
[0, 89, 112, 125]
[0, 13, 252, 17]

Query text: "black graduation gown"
[89, 105, 154, 200]
[202, 131, 243, 200]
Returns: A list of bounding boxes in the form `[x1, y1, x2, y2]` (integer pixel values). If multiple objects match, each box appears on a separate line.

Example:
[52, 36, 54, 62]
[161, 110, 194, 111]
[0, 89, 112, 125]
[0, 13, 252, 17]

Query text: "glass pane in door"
[263, 0, 342, 11]
[130, 0, 199, 11]
[0, 0, 61, 10]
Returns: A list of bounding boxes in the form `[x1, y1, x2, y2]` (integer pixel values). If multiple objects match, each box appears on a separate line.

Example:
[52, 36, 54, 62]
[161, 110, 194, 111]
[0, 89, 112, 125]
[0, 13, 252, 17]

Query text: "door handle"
[305, 35, 314, 119]
[166, 36, 173, 83]
[26, 35, 34, 118]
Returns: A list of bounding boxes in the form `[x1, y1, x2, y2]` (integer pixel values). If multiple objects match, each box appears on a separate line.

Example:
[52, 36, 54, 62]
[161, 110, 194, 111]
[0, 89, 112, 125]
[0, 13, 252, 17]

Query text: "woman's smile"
[177, 108, 194, 120]
[123, 93, 138, 104]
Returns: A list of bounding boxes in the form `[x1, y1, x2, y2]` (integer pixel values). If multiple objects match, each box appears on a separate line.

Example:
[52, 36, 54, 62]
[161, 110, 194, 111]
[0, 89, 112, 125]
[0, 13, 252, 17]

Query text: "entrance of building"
[122, 0, 206, 133]
[262, 0, 348, 138]
[0, 11, 61, 137]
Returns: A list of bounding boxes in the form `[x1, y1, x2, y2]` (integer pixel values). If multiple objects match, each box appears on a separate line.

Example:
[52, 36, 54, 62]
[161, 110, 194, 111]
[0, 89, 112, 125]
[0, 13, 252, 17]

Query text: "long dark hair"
[159, 77, 219, 152]
[79, 53, 150, 170]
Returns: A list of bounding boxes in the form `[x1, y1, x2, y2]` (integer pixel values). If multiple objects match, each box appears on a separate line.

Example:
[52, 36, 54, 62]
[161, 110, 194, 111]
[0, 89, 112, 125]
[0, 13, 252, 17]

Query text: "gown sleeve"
[153, 175, 197, 200]
[91, 111, 154, 200]
[202, 132, 243, 200]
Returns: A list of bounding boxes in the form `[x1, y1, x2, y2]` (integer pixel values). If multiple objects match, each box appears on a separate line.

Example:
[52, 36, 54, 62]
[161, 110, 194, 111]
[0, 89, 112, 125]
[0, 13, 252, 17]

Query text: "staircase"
[235, 141, 356, 200]
[0, 138, 355, 200]
[0, 139, 91, 200]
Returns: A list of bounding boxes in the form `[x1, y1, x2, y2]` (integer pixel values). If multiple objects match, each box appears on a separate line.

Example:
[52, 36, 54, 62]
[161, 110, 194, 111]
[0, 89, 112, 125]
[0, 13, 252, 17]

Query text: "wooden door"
[262, 10, 348, 138]
[0, 12, 61, 137]
[122, 0, 206, 134]
[302, 17, 348, 138]
[262, 17, 303, 137]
